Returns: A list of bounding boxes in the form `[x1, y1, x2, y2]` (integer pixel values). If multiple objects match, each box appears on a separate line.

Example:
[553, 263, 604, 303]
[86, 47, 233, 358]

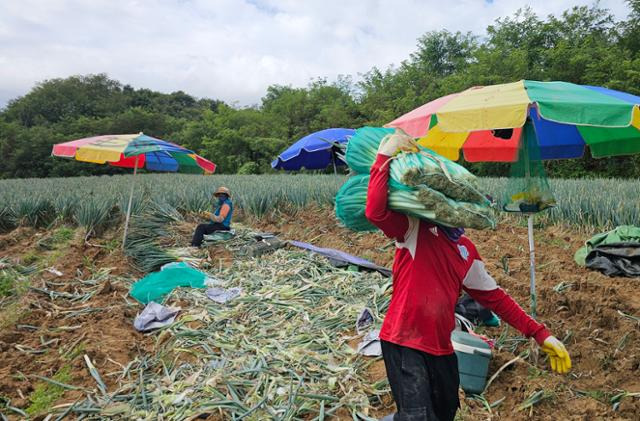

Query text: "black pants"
[191, 223, 229, 247]
[381, 340, 460, 421]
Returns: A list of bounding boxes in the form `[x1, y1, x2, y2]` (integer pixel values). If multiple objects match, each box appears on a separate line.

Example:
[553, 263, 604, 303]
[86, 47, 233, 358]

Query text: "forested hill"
[1, 3, 639, 179]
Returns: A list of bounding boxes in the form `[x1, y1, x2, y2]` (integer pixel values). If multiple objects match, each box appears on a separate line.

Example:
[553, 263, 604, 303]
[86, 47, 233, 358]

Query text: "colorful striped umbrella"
[52, 133, 216, 174]
[386, 80, 640, 318]
[386, 80, 640, 162]
[52, 133, 216, 248]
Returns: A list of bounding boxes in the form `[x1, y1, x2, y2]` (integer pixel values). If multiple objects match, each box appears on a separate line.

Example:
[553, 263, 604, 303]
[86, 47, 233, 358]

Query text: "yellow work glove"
[541, 336, 571, 374]
[377, 130, 418, 157]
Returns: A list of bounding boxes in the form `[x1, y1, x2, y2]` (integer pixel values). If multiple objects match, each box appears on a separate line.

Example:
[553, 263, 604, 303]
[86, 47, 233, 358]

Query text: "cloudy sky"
[0, 0, 632, 108]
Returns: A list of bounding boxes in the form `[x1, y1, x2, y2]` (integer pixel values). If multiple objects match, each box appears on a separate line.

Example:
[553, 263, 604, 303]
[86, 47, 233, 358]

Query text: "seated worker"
[367, 132, 571, 421]
[191, 186, 233, 247]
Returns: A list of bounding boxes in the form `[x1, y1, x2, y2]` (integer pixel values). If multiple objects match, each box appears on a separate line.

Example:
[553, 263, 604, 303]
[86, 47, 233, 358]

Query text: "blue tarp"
[289, 240, 391, 277]
[271, 128, 355, 170]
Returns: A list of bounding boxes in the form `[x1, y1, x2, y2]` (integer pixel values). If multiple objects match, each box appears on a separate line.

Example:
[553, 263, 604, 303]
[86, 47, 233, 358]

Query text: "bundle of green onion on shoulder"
[335, 127, 496, 231]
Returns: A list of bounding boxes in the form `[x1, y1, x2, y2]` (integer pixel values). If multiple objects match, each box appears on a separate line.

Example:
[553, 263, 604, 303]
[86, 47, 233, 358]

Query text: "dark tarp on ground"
[289, 240, 392, 277]
[586, 242, 640, 277]
[575, 225, 640, 266]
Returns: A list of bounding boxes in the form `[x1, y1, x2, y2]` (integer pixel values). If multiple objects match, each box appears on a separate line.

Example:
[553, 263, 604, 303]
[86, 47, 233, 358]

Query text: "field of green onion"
[0, 174, 638, 233]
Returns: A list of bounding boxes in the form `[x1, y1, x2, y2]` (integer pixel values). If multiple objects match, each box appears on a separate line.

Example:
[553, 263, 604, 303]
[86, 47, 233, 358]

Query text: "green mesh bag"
[503, 122, 556, 213]
[129, 262, 206, 304]
[335, 174, 378, 232]
[335, 174, 437, 231]
[389, 150, 488, 204]
[335, 174, 494, 231]
[336, 127, 496, 231]
[345, 126, 395, 174]
[413, 185, 495, 229]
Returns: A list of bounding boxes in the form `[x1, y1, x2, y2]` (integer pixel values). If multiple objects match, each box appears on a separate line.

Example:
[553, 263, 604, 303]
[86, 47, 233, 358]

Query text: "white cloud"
[0, 0, 632, 108]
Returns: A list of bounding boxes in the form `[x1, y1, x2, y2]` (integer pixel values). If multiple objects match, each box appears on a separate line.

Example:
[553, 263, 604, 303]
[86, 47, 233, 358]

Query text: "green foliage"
[124, 201, 184, 272]
[13, 197, 55, 227]
[1, 3, 639, 181]
[36, 226, 75, 251]
[52, 226, 75, 244]
[21, 251, 41, 266]
[236, 161, 260, 174]
[0, 259, 35, 299]
[73, 197, 114, 236]
[0, 173, 638, 234]
[0, 205, 16, 232]
[0, 273, 15, 297]
[25, 365, 73, 416]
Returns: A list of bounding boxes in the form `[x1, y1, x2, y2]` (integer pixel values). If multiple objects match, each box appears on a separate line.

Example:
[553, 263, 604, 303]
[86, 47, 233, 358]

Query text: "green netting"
[336, 128, 496, 231]
[503, 121, 556, 213]
[390, 151, 488, 204]
[335, 174, 378, 232]
[345, 127, 395, 174]
[334, 173, 438, 230]
[129, 262, 207, 304]
[413, 185, 495, 229]
[335, 173, 495, 231]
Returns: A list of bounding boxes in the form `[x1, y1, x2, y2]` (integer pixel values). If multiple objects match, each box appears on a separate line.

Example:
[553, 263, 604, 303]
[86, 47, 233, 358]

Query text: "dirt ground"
[1, 208, 639, 420]
[250, 208, 640, 420]
[0, 227, 152, 417]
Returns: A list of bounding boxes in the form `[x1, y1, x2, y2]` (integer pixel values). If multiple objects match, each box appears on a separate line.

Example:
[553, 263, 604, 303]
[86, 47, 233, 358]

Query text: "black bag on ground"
[455, 294, 493, 324]
[585, 242, 640, 277]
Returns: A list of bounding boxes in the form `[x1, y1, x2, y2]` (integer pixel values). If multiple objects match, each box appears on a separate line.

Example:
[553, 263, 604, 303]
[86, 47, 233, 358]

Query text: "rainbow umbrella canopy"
[386, 80, 640, 163]
[52, 133, 216, 174]
[386, 80, 640, 317]
[52, 133, 216, 247]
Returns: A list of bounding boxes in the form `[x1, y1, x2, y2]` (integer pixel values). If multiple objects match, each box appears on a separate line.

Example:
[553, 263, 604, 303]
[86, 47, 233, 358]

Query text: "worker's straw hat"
[214, 186, 231, 197]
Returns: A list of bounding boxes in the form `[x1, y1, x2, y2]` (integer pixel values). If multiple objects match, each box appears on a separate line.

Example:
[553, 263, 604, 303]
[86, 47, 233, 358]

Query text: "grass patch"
[0, 270, 30, 298]
[103, 237, 120, 252]
[546, 237, 571, 250]
[26, 365, 73, 416]
[527, 365, 546, 379]
[0, 260, 35, 328]
[21, 251, 41, 266]
[0, 298, 31, 331]
[0, 272, 15, 297]
[51, 226, 75, 244]
[62, 342, 86, 361]
[37, 226, 76, 252]
[573, 389, 613, 403]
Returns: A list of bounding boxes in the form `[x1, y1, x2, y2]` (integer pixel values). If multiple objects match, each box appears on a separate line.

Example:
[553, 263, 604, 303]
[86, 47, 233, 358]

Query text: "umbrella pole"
[332, 151, 337, 175]
[121, 155, 140, 250]
[527, 214, 537, 319]
[523, 123, 537, 319]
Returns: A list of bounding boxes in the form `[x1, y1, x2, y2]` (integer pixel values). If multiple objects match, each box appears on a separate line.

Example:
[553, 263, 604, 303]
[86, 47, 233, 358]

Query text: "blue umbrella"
[271, 128, 355, 171]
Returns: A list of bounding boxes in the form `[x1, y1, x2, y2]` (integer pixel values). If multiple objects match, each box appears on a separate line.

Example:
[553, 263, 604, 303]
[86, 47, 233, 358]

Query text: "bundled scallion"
[335, 127, 496, 231]
[390, 152, 487, 204]
[335, 174, 440, 231]
[335, 175, 377, 232]
[344, 127, 395, 174]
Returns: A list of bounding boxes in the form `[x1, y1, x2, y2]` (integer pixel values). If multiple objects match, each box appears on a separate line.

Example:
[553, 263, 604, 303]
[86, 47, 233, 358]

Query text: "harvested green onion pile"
[336, 127, 496, 230]
[59, 230, 393, 420]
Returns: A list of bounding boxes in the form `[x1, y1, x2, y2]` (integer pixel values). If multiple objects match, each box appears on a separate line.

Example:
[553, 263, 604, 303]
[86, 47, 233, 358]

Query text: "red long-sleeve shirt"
[365, 154, 550, 355]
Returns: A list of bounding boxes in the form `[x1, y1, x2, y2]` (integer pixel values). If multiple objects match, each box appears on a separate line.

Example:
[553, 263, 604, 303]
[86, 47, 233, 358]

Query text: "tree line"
[1, 2, 639, 179]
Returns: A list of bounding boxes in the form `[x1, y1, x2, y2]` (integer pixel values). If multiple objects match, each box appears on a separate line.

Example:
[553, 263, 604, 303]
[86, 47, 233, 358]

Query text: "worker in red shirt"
[366, 132, 571, 421]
